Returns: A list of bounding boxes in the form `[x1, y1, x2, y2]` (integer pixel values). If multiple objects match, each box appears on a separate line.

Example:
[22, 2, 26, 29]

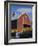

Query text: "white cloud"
[16, 8, 32, 13]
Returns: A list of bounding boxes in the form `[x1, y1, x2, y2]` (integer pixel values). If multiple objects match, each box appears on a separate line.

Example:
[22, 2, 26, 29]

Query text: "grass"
[11, 27, 32, 32]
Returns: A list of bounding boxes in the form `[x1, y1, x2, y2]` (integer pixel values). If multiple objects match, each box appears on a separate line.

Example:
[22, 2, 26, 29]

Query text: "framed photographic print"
[4, 1, 37, 45]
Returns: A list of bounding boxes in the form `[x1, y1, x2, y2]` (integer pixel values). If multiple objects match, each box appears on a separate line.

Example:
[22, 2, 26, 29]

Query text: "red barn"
[17, 13, 31, 32]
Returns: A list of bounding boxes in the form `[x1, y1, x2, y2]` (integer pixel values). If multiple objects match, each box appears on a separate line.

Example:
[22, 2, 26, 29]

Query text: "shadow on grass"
[11, 31, 32, 39]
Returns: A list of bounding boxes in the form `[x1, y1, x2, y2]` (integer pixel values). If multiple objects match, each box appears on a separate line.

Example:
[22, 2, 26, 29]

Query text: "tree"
[12, 12, 15, 17]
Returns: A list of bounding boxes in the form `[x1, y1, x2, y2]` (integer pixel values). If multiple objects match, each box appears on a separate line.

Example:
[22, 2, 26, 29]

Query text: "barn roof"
[18, 12, 30, 19]
[18, 13, 32, 25]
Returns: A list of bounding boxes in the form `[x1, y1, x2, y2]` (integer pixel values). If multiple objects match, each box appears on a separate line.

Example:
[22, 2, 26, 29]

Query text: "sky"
[10, 4, 32, 21]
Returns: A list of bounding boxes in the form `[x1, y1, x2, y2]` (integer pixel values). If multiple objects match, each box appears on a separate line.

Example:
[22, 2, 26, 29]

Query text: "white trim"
[18, 12, 25, 19]
[8, 2, 34, 5]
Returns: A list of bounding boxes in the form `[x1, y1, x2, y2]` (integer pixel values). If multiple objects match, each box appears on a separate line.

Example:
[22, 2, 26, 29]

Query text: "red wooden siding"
[17, 13, 31, 32]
